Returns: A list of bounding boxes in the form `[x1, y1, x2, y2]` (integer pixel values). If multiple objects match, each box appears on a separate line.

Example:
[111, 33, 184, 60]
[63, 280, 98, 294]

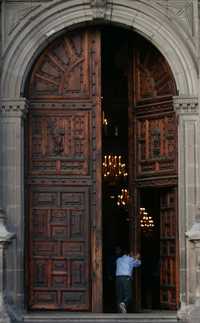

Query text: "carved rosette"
[173, 96, 198, 115]
[90, 0, 108, 19]
[0, 98, 28, 118]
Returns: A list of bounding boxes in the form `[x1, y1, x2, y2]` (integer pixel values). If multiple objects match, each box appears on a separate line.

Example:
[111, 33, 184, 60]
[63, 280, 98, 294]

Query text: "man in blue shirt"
[116, 249, 141, 313]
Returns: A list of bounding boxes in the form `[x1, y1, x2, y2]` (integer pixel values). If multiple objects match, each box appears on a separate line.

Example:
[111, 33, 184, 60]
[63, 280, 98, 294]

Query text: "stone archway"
[0, 1, 198, 97]
[0, 1, 199, 321]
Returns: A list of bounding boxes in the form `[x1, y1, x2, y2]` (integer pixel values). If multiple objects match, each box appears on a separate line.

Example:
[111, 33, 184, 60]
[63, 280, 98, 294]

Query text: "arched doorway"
[25, 25, 179, 312]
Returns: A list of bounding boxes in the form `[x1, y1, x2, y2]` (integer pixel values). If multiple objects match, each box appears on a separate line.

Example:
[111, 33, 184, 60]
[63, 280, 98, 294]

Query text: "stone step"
[23, 312, 178, 323]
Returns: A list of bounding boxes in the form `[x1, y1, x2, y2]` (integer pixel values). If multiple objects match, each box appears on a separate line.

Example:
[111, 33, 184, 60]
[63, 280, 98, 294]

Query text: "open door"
[160, 188, 179, 309]
[128, 36, 179, 310]
[26, 25, 179, 313]
[26, 28, 102, 311]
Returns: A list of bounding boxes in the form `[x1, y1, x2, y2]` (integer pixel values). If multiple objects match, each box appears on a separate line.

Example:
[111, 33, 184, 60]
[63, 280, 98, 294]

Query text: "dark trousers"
[116, 276, 132, 308]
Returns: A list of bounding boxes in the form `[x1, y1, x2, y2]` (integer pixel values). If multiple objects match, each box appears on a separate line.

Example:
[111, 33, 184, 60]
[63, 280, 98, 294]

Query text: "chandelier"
[103, 112, 109, 136]
[103, 112, 108, 126]
[103, 155, 128, 178]
[140, 207, 155, 231]
[117, 188, 129, 208]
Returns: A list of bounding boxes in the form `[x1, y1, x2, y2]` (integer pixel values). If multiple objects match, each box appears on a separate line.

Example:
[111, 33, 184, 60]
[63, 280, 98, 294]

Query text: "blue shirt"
[116, 255, 141, 277]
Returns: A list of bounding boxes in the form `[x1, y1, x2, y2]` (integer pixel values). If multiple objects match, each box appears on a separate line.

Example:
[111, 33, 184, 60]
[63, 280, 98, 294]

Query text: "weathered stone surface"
[0, 209, 15, 323]
[0, 99, 28, 322]
[23, 312, 178, 323]
[0, 1, 198, 97]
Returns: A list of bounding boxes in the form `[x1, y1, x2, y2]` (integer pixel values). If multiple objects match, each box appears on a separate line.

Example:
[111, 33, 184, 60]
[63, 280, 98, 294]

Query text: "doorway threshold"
[23, 311, 178, 323]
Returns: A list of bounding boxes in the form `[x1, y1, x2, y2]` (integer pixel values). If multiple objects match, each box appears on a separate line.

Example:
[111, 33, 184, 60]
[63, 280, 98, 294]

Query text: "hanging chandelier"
[140, 207, 155, 231]
[103, 112, 109, 136]
[103, 112, 108, 126]
[103, 155, 128, 178]
[117, 188, 129, 208]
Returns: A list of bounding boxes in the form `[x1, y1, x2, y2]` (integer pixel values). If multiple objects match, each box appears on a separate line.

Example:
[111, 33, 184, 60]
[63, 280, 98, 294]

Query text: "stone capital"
[173, 96, 198, 115]
[0, 98, 29, 118]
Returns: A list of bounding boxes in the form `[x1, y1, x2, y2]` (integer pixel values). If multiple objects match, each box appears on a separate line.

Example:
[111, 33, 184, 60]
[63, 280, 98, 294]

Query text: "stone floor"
[22, 311, 178, 323]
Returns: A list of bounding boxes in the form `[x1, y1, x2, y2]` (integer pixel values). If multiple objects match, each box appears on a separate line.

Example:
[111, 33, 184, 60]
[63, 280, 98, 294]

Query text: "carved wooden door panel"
[131, 38, 178, 180]
[27, 29, 102, 311]
[128, 37, 179, 309]
[135, 99, 177, 178]
[160, 188, 179, 309]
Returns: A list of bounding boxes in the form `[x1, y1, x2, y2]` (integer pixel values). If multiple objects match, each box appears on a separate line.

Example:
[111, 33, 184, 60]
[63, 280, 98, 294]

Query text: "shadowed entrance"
[101, 26, 179, 312]
[26, 25, 179, 313]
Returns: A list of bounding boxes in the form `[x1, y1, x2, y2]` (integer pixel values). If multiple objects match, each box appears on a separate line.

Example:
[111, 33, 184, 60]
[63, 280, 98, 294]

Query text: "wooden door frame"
[91, 53, 103, 312]
[134, 181, 179, 310]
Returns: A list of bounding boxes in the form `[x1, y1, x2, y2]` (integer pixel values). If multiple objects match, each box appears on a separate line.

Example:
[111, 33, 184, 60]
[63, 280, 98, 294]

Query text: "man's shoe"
[119, 302, 127, 313]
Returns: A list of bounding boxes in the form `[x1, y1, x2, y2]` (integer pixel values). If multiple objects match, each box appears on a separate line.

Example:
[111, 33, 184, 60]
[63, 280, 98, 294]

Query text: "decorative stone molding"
[187, 212, 200, 243]
[90, 0, 109, 19]
[6, 2, 41, 37]
[1, 1, 198, 98]
[0, 209, 14, 243]
[0, 208, 15, 323]
[177, 303, 195, 323]
[173, 96, 198, 115]
[0, 98, 29, 118]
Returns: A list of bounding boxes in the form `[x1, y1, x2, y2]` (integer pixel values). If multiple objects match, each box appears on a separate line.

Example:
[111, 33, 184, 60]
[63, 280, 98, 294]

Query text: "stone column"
[0, 208, 15, 323]
[173, 96, 200, 320]
[0, 98, 28, 320]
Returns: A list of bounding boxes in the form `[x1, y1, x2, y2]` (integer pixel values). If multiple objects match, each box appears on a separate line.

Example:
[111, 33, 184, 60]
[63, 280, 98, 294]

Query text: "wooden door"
[128, 36, 179, 309]
[160, 188, 179, 309]
[26, 29, 102, 311]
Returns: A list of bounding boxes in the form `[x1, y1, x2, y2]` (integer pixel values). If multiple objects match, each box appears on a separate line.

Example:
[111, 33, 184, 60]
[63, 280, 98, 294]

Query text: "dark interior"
[101, 26, 129, 312]
[140, 188, 160, 310]
[101, 26, 161, 312]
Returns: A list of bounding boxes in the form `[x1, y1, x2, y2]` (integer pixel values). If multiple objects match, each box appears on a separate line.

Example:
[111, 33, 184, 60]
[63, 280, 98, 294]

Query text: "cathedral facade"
[0, 1, 200, 322]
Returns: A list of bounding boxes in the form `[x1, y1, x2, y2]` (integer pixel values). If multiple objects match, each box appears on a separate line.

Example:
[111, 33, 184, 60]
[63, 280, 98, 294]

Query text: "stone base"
[0, 315, 11, 323]
[0, 306, 12, 323]
[23, 312, 178, 323]
[177, 301, 200, 323]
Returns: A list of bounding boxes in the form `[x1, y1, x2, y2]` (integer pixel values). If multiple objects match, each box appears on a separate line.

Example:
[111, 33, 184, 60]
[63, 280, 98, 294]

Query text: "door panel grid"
[129, 38, 179, 310]
[27, 29, 102, 311]
[26, 27, 179, 312]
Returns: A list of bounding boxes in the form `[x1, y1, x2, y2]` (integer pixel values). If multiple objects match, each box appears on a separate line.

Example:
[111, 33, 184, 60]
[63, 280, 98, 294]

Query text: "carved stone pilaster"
[0, 97, 29, 317]
[0, 98, 28, 118]
[172, 96, 199, 316]
[173, 96, 198, 115]
[0, 208, 15, 323]
[90, 0, 108, 19]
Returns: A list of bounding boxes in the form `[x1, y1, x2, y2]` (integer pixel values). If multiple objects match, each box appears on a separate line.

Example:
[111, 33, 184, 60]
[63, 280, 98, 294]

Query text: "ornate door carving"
[160, 188, 179, 310]
[129, 37, 179, 310]
[27, 29, 102, 311]
[135, 99, 177, 178]
[131, 38, 178, 181]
